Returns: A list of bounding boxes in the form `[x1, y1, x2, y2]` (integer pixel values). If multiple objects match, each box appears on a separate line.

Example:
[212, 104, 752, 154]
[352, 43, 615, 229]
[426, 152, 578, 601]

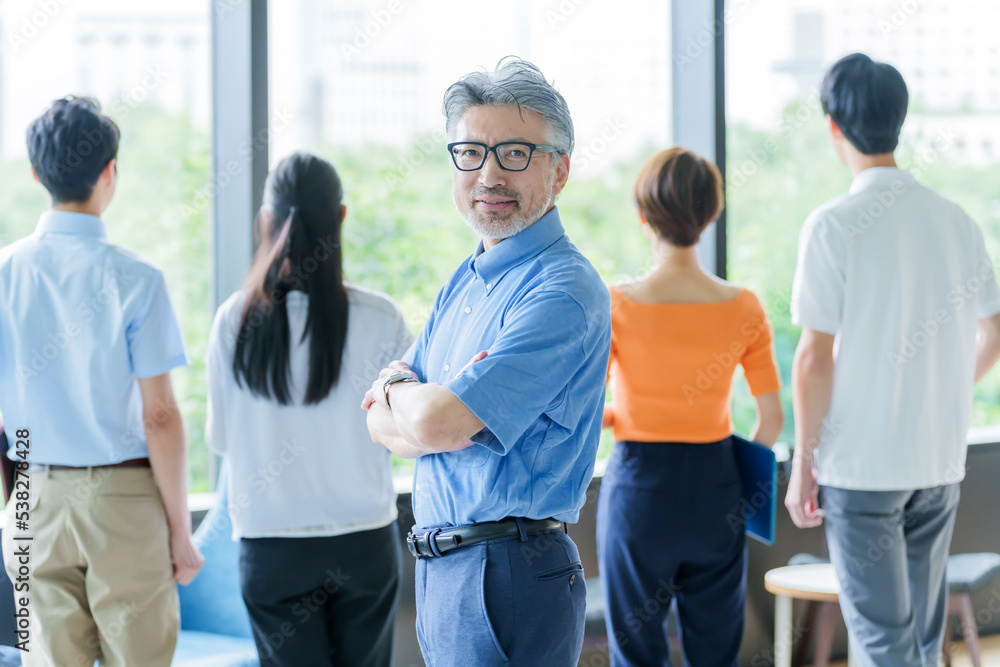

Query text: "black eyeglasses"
[447, 141, 560, 172]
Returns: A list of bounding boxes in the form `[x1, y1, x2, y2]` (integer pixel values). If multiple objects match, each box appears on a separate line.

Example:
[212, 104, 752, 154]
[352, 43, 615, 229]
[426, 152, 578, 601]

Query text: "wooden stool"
[764, 564, 856, 667]
[785, 553, 1000, 667]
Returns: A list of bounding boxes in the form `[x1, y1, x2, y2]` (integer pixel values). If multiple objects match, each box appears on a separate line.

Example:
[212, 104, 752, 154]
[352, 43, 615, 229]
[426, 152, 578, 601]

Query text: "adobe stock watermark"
[383, 130, 447, 192]
[59, 599, 151, 667]
[107, 65, 169, 121]
[887, 255, 997, 371]
[180, 107, 296, 221]
[340, 0, 403, 61]
[196, 438, 308, 545]
[573, 117, 628, 177]
[6, 0, 74, 53]
[906, 126, 957, 180]
[973, 583, 1000, 634]
[747, 624, 808, 667]
[14, 264, 138, 385]
[117, 395, 187, 459]
[256, 567, 352, 660]
[674, 0, 752, 71]
[878, 0, 928, 38]
[727, 460, 789, 536]
[847, 467, 963, 577]
[842, 176, 912, 242]
[576, 576, 684, 666]
[728, 91, 823, 192]
[350, 338, 417, 396]
[18, 66, 168, 187]
[217, 231, 351, 350]
[545, 0, 590, 30]
[681, 313, 770, 404]
[213, 0, 247, 18]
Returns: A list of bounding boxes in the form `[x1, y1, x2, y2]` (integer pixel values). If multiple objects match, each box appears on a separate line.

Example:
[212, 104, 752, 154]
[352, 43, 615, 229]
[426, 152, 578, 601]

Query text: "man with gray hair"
[362, 57, 611, 665]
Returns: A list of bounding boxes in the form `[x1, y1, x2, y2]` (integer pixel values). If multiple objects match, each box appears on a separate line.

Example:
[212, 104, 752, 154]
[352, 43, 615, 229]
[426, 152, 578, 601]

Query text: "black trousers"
[239, 522, 401, 667]
[597, 439, 747, 667]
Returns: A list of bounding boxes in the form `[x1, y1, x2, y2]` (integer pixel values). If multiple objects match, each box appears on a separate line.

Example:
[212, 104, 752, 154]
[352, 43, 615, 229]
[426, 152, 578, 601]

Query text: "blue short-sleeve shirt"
[404, 207, 611, 528]
[0, 211, 188, 465]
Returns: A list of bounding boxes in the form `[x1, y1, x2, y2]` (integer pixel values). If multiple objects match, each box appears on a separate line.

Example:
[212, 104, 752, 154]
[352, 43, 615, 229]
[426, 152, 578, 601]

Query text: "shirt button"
[443, 364, 451, 372]
[486, 283, 493, 291]
[465, 306, 472, 314]
[415, 484, 421, 492]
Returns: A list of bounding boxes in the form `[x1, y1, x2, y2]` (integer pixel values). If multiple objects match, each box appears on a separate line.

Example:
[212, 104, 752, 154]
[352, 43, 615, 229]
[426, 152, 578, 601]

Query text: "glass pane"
[269, 0, 673, 470]
[0, 0, 214, 490]
[726, 0, 1000, 442]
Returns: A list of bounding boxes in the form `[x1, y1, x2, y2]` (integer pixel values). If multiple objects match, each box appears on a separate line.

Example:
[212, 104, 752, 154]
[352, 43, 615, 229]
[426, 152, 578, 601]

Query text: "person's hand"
[361, 360, 418, 411]
[602, 403, 615, 429]
[784, 456, 825, 528]
[170, 531, 205, 585]
[456, 350, 488, 377]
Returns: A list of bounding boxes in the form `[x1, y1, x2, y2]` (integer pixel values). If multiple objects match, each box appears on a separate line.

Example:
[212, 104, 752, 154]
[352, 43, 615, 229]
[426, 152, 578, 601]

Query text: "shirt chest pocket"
[441, 443, 491, 468]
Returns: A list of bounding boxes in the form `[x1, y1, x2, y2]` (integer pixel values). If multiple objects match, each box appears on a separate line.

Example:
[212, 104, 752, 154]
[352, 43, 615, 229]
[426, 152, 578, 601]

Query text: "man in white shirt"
[786, 53, 1000, 666]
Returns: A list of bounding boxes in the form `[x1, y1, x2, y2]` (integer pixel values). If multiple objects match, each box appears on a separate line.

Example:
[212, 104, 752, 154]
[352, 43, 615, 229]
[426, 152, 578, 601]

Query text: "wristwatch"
[382, 371, 417, 409]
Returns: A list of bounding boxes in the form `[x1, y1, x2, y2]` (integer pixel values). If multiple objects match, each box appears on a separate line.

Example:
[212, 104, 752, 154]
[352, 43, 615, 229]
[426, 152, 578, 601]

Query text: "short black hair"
[27, 96, 120, 203]
[820, 53, 908, 155]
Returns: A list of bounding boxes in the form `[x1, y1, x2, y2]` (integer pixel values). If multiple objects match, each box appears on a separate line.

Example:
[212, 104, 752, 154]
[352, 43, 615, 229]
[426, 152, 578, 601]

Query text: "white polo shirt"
[206, 284, 413, 538]
[791, 167, 1000, 491]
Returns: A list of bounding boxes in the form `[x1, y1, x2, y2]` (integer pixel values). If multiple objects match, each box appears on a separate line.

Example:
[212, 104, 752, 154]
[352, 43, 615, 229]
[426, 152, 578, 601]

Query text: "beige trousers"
[3, 467, 178, 667]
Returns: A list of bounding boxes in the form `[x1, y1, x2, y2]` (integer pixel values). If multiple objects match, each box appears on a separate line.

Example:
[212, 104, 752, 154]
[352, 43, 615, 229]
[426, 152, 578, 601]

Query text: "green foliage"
[2, 102, 998, 488]
[727, 99, 1000, 440]
[0, 107, 213, 490]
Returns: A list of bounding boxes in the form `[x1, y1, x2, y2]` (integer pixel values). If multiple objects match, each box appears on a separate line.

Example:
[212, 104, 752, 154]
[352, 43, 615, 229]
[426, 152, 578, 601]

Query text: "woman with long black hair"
[206, 152, 411, 666]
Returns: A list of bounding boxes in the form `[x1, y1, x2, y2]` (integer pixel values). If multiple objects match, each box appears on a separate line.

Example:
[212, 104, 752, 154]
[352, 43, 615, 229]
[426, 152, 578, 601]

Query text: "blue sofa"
[174, 465, 259, 665]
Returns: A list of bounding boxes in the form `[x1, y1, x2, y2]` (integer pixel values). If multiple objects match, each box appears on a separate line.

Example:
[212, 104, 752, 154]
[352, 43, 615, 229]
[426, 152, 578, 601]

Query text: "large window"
[0, 0, 214, 490]
[267, 0, 674, 469]
[725, 0, 1000, 441]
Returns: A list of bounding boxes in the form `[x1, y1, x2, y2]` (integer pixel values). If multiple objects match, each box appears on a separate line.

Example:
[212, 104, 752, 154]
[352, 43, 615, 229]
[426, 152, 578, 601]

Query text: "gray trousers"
[820, 484, 961, 667]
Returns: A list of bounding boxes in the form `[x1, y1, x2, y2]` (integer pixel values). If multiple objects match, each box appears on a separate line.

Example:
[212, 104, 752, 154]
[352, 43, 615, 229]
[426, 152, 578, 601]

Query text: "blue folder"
[731, 434, 777, 545]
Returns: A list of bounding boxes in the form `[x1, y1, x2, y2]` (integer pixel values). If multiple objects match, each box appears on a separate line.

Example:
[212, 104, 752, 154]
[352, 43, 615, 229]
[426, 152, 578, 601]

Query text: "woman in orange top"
[597, 147, 784, 667]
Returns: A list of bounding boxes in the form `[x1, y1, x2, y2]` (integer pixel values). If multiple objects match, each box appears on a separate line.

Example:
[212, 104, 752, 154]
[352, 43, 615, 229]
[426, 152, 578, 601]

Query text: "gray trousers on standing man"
[820, 484, 961, 667]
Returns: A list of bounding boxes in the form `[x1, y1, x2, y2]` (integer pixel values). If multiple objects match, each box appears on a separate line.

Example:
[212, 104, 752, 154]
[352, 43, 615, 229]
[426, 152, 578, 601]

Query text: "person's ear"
[550, 153, 571, 196]
[827, 115, 843, 139]
[30, 167, 41, 184]
[638, 210, 648, 226]
[339, 204, 347, 224]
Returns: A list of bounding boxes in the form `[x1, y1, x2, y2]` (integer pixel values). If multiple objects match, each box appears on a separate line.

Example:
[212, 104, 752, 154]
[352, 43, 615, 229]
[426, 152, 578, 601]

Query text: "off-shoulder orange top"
[606, 286, 782, 443]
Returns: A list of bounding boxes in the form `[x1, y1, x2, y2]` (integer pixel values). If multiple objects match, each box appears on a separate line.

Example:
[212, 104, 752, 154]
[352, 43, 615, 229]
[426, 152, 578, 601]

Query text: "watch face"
[383, 372, 414, 409]
[384, 372, 408, 386]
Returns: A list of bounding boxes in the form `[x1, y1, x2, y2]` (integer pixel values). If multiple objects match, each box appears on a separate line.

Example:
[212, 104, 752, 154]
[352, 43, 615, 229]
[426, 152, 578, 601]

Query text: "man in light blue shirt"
[0, 97, 202, 666]
[363, 58, 611, 666]
[2, 212, 188, 465]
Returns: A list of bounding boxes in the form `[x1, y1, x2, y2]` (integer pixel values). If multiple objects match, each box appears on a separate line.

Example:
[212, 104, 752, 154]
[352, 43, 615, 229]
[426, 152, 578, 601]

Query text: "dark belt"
[407, 517, 565, 559]
[26, 457, 150, 472]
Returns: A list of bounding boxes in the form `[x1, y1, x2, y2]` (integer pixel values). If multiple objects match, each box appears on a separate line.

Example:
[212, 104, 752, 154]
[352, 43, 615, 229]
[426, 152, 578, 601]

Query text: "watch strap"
[382, 371, 417, 409]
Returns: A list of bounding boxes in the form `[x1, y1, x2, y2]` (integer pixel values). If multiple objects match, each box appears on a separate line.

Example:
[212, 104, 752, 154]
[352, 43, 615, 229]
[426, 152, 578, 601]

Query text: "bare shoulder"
[705, 274, 745, 302]
[609, 280, 641, 298]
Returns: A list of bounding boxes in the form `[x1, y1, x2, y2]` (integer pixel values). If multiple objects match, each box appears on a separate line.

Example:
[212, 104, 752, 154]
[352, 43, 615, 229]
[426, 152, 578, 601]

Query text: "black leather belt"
[407, 517, 565, 559]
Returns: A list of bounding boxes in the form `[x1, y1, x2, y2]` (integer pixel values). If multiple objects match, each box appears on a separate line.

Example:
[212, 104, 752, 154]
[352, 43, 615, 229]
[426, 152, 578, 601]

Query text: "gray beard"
[460, 205, 541, 241]
[459, 180, 554, 241]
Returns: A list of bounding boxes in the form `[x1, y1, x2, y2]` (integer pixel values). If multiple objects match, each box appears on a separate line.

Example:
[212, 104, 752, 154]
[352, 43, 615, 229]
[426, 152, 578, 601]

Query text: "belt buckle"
[406, 532, 426, 559]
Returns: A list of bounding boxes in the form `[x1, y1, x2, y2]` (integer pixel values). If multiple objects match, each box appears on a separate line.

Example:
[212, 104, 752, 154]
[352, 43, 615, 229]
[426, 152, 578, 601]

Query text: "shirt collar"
[848, 167, 915, 195]
[35, 211, 107, 239]
[468, 207, 565, 286]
